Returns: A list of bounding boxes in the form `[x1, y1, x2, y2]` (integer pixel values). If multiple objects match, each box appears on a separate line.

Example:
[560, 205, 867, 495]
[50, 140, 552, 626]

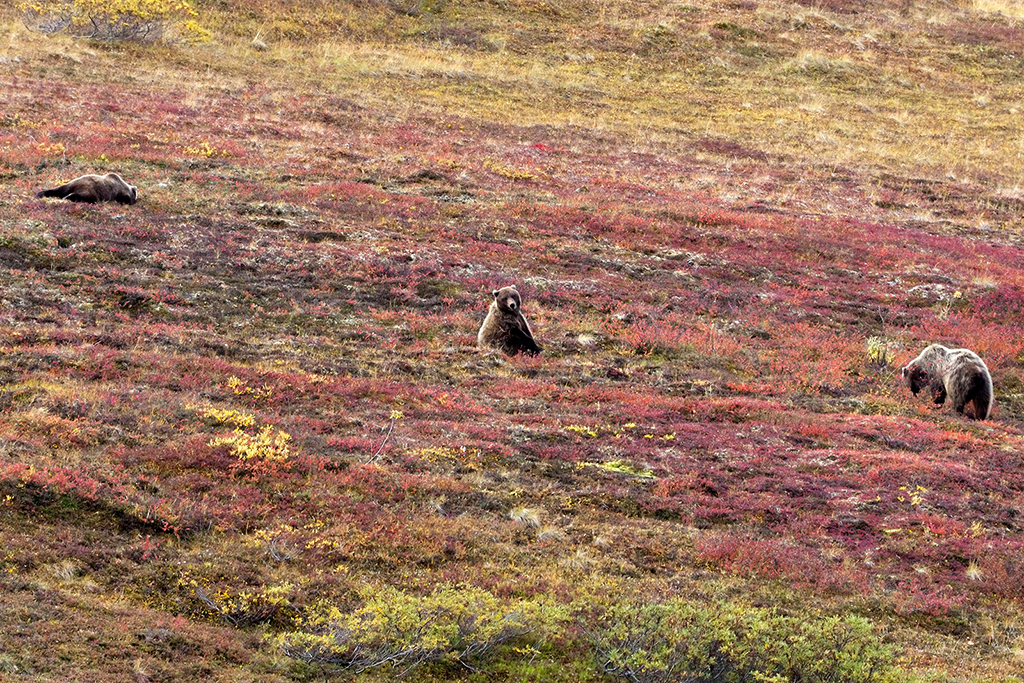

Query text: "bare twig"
[367, 417, 396, 464]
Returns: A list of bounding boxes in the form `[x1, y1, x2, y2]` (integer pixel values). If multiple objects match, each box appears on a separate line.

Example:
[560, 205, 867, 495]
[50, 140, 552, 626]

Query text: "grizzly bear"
[901, 343, 993, 420]
[36, 173, 137, 205]
[477, 285, 542, 356]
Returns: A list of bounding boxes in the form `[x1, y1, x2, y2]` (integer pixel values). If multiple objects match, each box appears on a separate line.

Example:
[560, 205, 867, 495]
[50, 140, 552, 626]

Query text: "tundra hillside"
[3, 0, 1024, 680]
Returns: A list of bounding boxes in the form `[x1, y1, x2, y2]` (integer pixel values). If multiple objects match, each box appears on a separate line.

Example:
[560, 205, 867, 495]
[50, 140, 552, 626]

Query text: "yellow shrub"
[199, 407, 256, 429]
[866, 336, 895, 367]
[210, 425, 291, 470]
[19, 0, 209, 43]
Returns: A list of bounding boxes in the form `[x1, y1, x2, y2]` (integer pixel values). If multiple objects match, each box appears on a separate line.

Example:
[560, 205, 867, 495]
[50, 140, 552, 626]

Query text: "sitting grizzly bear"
[36, 173, 137, 205]
[901, 343, 993, 420]
[477, 285, 542, 356]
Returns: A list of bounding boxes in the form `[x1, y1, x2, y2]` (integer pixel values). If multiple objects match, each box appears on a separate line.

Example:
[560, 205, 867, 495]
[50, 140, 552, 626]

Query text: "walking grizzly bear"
[477, 285, 542, 356]
[901, 343, 993, 420]
[36, 173, 138, 205]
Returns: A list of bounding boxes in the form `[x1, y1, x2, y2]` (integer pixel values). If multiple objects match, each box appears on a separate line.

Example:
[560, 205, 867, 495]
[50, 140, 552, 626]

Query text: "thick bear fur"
[477, 285, 542, 356]
[901, 343, 993, 420]
[36, 173, 137, 205]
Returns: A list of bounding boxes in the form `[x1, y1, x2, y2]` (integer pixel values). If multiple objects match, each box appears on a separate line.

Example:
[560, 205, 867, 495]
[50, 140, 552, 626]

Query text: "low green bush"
[583, 598, 901, 683]
[277, 584, 563, 675]
[277, 584, 905, 681]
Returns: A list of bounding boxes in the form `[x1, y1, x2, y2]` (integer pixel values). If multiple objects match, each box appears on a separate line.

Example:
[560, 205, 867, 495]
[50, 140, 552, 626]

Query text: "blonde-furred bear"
[477, 285, 542, 356]
[901, 343, 993, 420]
[36, 173, 138, 205]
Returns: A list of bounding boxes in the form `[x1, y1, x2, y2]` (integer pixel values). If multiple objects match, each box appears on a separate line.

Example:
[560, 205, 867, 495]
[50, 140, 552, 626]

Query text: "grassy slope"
[3, 0, 1024, 679]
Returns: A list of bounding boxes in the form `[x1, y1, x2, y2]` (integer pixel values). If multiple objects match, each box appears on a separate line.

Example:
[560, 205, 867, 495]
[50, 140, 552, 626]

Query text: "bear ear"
[491, 289, 500, 298]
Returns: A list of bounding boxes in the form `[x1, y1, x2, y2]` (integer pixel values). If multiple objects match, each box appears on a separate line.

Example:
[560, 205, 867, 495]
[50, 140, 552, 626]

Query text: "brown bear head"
[492, 286, 522, 314]
[901, 362, 930, 395]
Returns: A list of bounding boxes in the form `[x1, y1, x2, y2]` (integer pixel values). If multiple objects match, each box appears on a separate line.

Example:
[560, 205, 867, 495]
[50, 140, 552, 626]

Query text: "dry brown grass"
[967, 0, 1024, 17]
[8, 0, 1021, 193]
[159, 0, 1024, 204]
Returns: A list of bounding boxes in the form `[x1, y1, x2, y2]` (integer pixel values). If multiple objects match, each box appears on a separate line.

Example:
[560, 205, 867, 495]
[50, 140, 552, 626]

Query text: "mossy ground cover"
[3, 0, 1024, 680]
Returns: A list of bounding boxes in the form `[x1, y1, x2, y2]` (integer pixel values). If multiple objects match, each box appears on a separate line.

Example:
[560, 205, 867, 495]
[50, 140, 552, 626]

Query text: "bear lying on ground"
[36, 173, 138, 205]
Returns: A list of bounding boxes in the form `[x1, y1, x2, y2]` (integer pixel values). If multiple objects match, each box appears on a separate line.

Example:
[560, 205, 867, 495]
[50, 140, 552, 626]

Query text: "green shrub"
[277, 585, 904, 681]
[581, 599, 901, 683]
[277, 584, 562, 675]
